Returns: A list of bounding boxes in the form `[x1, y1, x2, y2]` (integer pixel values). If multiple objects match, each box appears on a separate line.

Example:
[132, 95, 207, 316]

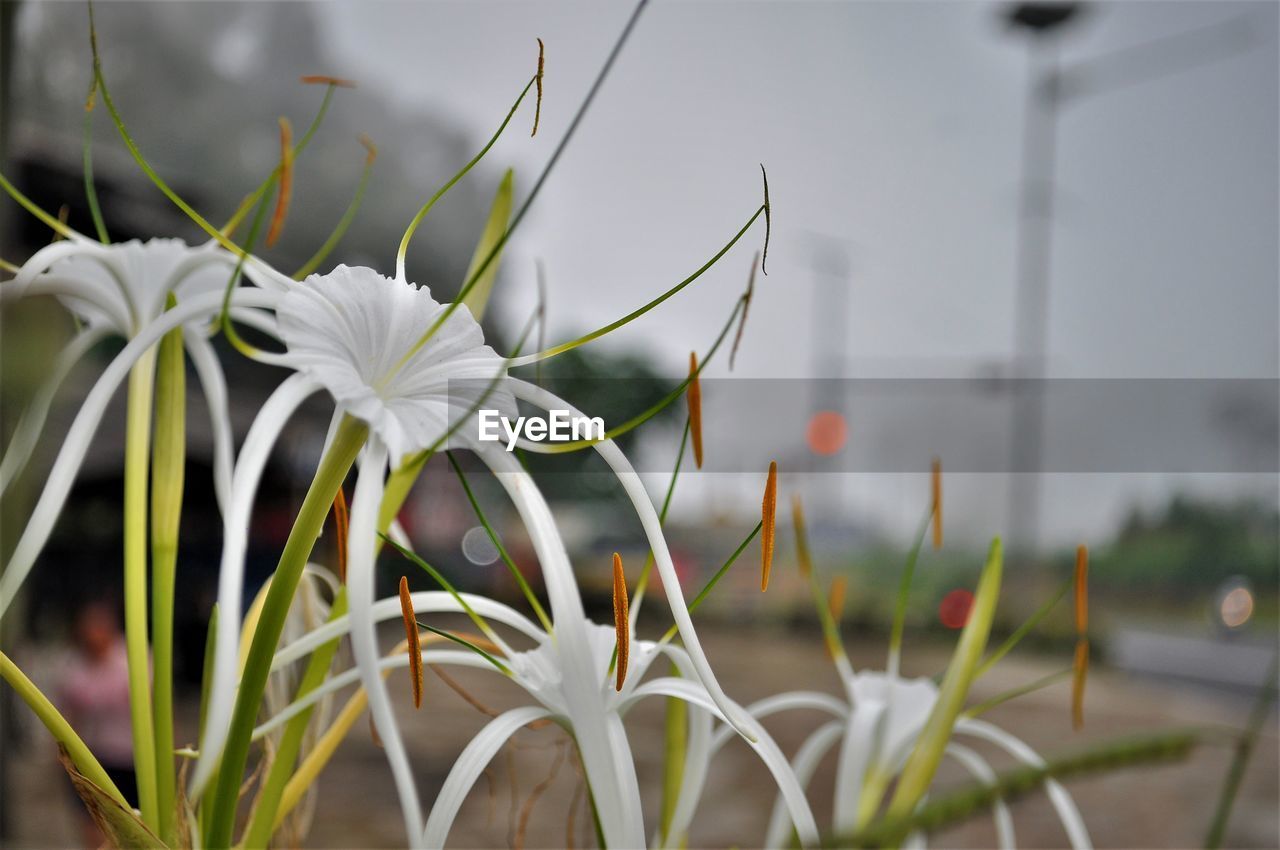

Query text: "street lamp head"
[1003, 3, 1088, 38]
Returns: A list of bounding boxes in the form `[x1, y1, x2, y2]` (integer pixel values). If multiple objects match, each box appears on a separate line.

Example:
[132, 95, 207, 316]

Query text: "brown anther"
[1072, 638, 1089, 730]
[931, 457, 943, 550]
[399, 576, 423, 709]
[300, 75, 357, 88]
[1074, 544, 1089, 634]
[612, 553, 629, 692]
[686, 352, 704, 469]
[792, 494, 813, 578]
[532, 38, 545, 137]
[761, 461, 778, 591]
[729, 252, 759, 371]
[332, 488, 349, 584]
[358, 133, 379, 165]
[266, 117, 294, 248]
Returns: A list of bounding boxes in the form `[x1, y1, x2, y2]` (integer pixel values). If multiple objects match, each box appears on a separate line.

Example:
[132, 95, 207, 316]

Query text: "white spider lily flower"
[263, 445, 820, 850]
[705, 669, 1091, 850]
[0, 262, 279, 622]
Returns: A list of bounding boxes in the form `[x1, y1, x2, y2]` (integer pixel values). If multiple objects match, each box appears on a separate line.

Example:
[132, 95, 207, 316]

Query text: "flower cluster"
[0, 8, 1150, 850]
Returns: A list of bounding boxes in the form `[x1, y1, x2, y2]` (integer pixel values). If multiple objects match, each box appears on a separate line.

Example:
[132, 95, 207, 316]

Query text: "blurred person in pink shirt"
[58, 600, 136, 846]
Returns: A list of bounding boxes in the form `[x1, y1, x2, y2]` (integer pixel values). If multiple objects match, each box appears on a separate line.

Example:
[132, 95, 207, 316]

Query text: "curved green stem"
[203, 417, 368, 849]
[124, 349, 160, 829]
[150, 304, 185, 844]
[0, 651, 127, 806]
[292, 142, 376, 279]
[82, 82, 110, 244]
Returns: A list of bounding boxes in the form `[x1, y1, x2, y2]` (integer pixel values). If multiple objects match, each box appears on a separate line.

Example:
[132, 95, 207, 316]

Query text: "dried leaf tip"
[532, 38, 546, 137]
[1074, 544, 1089, 634]
[761, 461, 778, 591]
[266, 117, 294, 248]
[792, 493, 812, 578]
[931, 457, 943, 550]
[332, 488, 349, 584]
[759, 164, 771, 275]
[730, 252, 759, 371]
[687, 352, 704, 469]
[358, 133, 379, 165]
[612, 553, 629, 692]
[399, 576, 424, 709]
[300, 75, 357, 88]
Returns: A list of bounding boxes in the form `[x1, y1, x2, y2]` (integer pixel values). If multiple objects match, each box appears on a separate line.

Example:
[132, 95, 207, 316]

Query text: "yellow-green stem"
[150, 311, 185, 844]
[0, 651, 127, 806]
[124, 349, 160, 829]
[659, 660, 687, 847]
[240, 590, 349, 849]
[204, 416, 367, 849]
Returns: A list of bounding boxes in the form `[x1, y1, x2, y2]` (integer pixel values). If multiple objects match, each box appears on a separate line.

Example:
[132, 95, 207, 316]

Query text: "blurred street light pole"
[998, 3, 1255, 555]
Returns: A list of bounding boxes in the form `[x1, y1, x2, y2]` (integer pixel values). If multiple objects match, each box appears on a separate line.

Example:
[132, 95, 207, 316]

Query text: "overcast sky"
[310, 1, 1278, 545]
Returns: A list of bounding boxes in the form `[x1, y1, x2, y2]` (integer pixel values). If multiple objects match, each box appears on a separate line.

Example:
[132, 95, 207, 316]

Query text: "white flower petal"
[956, 718, 1093, 850]
[422, 705, 553, 850]
[276, 265, 511, 462]
[347, 439, 425, 847]
[192, 371, 321, 797]
[764, 721, 845, 850]
[946, 742, 1015, 850]
[0, 327, 106, 498]
[0, 288, 277, 623]
[182, 331, 234, 516]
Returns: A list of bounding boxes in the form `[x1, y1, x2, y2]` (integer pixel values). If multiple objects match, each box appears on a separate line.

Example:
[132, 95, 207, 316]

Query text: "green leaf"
[461, 169, 514, 321]
[887, 537, 1004, 821]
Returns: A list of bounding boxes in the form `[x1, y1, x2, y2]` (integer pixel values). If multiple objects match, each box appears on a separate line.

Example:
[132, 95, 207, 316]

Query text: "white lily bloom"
[701, 668, 1092, 850]
[263, 443, 820, 850]
[0, 234, 284, 621]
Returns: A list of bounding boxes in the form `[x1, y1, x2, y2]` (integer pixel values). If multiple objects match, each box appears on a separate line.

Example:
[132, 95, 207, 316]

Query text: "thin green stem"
[218, 172, 276, 359]
[149, 300, 185, 844]
[446, 451, 552, 632]
[631, 418, 690, 612]
[516, 206, 765, 365]
[292, 140, 376, 279]
[975, 576, 1072, 679]
[240, 590, 350, 850]
[82, 82, 109, 243]
[0, 652, 127, 806]
[395, 80, 534, 283]
[0, 171, 77, 239]
[395, 0, 650, 368]
[659, 659, 687, 847]
[887, 507, 933, 679]
[657, 522, 762, 647]
[124, 349, 159, 829]
[416, 621, 512, 675]
[960, 668, 1072, 720]
[223, 85, 339, 238]
[382, 533, 508, 648]
[204, 416, 368, 850]
[1204, 653, 1279, 849]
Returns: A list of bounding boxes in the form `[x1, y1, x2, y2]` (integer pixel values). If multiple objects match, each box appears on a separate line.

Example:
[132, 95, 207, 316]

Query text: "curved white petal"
[956, 718, 1092, 850]
[422, 705, 553, 849]
[254, 649, 499, 740]
[832, 697, 887, 834]
[347, 439, 425, 847]
[191, 372, 321, 797]
[507, 378, 755, 739]
[0, 326, 106, 497]
[276, 265, 511, 461]
[709, 691, 850, 755]
[946, 742, 1015, 850]
[270, 590, 546, 672]
[623, 677, 820, 849]
[473, 445, 589, 645]
[0, 288, 277, 623]
[182, 331, 234, 517]
[764, 721, 845, 849]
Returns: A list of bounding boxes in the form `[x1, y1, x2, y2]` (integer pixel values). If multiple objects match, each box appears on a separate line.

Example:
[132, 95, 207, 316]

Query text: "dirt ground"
[3, 621, 1276, 849]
